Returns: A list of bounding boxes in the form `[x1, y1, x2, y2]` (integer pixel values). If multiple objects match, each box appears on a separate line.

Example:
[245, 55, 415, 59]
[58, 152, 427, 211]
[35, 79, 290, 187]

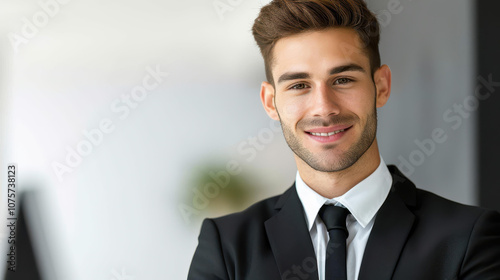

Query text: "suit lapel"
[265, 185, 320, 280]
[358, 166, 417, 280]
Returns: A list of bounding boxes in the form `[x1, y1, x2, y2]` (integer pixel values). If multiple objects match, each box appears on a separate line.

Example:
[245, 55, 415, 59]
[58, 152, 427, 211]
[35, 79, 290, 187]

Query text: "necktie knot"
[318, 204, 350, 239]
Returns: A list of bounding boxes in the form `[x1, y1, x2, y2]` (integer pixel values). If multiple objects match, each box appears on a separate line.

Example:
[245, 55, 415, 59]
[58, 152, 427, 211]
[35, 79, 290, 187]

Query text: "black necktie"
[318, 204, 350, 280]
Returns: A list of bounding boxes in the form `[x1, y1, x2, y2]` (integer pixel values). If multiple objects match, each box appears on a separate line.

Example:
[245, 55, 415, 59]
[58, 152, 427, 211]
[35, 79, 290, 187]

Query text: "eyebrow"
[276, 63, 366, 85]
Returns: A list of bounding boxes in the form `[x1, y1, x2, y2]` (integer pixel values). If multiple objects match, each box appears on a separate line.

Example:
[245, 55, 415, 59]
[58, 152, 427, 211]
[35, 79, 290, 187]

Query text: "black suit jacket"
[188, 166, 500, 279]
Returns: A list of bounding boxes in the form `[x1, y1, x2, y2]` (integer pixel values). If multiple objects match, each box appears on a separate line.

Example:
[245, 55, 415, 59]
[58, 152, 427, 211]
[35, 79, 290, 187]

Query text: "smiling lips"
[310, 129, 345, 136]
[305, 125, 352, 143]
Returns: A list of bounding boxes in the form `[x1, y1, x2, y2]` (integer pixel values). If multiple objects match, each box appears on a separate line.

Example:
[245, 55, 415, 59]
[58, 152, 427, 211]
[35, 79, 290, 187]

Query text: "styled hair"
[251, 0, 381, 86]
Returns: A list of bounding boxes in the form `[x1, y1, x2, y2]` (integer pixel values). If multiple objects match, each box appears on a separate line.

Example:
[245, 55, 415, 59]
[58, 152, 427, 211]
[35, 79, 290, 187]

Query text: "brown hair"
[251, 0, 380, 86]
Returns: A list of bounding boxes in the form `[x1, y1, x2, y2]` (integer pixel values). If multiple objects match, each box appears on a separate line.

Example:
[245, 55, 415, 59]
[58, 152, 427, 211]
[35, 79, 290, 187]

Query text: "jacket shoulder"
[388, 165, 493, 221]
[409, 186, 500, 249]
[413, 187, 491, 220]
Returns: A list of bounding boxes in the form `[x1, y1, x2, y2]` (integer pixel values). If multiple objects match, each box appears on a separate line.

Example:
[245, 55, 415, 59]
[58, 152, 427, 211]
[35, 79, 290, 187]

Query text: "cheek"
[345, 89, 376, 116]
[278, 97, 305, 120]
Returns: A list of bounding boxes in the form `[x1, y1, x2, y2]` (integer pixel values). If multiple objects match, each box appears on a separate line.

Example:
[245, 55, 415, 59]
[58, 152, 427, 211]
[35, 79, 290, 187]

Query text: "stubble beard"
[277, 105, 377, 173]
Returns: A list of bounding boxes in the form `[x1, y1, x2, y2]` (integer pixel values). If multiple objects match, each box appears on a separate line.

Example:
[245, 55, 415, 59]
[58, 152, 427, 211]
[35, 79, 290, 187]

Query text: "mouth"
[308, 129, 346, 137]
[304, 125, 352, 143]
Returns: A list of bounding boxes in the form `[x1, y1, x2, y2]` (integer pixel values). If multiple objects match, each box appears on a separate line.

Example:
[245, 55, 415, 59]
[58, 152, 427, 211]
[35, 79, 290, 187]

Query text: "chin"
[301, 152, 358, 173]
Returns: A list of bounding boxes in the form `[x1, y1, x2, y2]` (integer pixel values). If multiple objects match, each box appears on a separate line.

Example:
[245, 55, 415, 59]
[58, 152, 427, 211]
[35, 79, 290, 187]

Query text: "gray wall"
[369, 0, 476, 205]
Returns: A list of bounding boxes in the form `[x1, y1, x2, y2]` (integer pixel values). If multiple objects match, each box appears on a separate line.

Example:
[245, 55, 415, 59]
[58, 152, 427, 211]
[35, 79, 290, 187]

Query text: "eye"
[334, 77, 353, 85]
[289, 83, 309, 90]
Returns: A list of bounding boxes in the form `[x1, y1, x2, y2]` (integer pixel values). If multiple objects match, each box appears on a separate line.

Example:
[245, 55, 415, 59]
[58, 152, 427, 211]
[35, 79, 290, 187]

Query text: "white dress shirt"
[295, 157, 393, 280]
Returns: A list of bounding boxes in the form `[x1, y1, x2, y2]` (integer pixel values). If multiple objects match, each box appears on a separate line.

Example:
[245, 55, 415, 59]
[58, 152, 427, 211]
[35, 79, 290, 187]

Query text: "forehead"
[271, 27, 370, 77]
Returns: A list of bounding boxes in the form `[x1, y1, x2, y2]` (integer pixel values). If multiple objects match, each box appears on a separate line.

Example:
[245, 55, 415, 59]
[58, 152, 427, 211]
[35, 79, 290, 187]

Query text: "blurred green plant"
[180, 160, 256, 225]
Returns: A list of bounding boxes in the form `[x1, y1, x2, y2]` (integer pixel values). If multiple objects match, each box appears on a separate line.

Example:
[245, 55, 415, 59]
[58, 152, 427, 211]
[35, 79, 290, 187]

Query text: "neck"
[296, 139, 381, 199]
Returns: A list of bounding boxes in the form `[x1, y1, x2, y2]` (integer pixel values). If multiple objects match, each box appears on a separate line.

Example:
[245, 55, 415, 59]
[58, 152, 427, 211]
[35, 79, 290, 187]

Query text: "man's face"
[261, 27, 390, 172]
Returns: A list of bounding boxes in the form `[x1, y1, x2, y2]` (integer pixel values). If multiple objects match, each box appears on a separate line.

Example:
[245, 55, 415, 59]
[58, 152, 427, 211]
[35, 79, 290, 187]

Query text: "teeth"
[310, 129, 345, 136]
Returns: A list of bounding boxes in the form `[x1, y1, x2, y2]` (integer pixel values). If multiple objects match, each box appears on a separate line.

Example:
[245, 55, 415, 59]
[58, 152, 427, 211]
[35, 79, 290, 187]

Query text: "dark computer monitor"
[3, 190, 53, 280]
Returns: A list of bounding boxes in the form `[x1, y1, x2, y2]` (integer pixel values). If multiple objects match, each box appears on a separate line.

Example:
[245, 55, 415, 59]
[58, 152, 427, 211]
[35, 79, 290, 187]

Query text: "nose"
[309, 83, 340, 117]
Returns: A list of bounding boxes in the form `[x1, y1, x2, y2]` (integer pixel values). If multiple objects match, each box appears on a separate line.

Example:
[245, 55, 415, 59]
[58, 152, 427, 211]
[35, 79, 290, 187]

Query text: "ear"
[374, 64, 392, 108]
[260, 81, 280, 120]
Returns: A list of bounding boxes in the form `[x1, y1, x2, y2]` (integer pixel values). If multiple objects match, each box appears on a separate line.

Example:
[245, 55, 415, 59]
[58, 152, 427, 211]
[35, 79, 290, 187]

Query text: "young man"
[188, 1, 500, 279]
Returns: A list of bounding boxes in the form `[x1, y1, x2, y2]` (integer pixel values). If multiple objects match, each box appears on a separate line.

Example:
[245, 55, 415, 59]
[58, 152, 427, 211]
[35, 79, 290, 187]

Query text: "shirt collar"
[295, 156, 392, 230]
